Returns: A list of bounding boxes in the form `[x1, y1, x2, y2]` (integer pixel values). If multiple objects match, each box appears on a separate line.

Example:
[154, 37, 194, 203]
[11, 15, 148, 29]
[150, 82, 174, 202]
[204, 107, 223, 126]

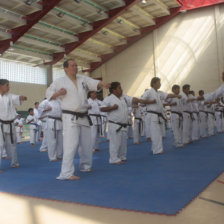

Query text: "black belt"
[171, 111, 183, 118]
[183, 111, 194, 121]
[171, 111, 183, 128]
[135, 117, 143, 135]
[147, 111, 166, 124]
[0, 119, 14, 144]
[62, 110, 92, 126]
[109, 120, 130, 132]
[192, 111, 199, 119]
[89, 114, 102, 134]
[48, 116, 62, 138]
[199, 110, 208, 116]
[207, 112, 215, 119]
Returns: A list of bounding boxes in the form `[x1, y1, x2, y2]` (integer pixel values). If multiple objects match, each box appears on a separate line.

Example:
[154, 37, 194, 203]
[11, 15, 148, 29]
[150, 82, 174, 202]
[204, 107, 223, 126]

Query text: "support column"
[46, 65, 53, 87]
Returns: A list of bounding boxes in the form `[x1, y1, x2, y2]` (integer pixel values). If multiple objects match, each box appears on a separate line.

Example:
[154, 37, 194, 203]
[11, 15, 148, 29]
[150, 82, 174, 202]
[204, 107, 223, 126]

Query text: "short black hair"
[172, 84, 180, 91]
[88, 91, 95, 98]
[0, 79, 9, 85]
[199, 90, 204, 95]
[182, 84, 190, 91]
[63, 59, 75, 68]
[150, 77, 160, 87]
[109, 82, 120, 94]
[28, 108, 33, 113]
[34, 102, 39, 106]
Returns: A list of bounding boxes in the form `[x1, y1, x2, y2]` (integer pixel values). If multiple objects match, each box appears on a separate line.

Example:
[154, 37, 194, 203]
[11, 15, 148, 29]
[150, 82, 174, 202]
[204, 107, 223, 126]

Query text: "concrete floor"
[0, 173, 224, 224]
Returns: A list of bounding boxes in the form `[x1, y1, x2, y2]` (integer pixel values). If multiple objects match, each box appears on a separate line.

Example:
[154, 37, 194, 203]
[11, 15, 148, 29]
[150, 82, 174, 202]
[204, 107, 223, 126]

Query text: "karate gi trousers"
[57, 114, 92, 179]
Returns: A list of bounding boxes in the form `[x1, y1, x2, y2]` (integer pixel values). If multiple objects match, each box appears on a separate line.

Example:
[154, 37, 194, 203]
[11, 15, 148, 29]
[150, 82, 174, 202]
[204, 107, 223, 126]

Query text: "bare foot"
[51, 159, 58, 162]
[80, 169, 92, 173]
[146, 138, 151, 142]
[12, 163, 20, 168]
[111, 161, 124, 165]
[2, 156, 8, 159]
[0, 170, 3, 174]
[68, 175, 80, 180]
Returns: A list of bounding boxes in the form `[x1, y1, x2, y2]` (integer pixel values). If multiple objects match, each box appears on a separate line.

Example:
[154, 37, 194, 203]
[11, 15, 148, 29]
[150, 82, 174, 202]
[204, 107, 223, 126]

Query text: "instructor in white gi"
[46, 59, 109, 180]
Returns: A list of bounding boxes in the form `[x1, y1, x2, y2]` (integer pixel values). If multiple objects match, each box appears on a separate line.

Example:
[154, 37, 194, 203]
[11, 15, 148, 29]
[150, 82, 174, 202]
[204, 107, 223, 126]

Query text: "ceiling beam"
[0, 31, 11, 39]
[5, 47, 52, 61]
[72, 0, 108, 18]
[45, 0, 142, 66]
[19, 36, 64, 51]
[151, 0, 170, 15]
[72, 49, 101, 62]
[33, 23, 78, 42]
[115, 16, 140, 34]
[83, 7, 180, 72]
[0, 8, 26, 25]
[0, 0, 63, 55]
[131, 5, 155, 24]
[12, 0, 43, 10]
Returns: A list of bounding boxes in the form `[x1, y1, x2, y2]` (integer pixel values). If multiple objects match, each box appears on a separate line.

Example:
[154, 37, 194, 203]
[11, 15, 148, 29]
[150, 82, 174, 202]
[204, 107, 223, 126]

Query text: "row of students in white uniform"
[1, 59, 224, 179]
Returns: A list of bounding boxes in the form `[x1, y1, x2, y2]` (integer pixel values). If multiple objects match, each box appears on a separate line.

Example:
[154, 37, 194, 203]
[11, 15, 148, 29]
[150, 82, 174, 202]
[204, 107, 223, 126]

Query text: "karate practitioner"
[214, 98, 224, 133]
[88, 91, 102, 152]
[14, 114, 24, 144]
[180, 84, 195, 145]
[0, 79, 27, 172]
[142, 90, 151, 142]
[142, 77, 181, 154]
[167, 85, 183, 147]
[38, 98, 49, 152]
[133, 104, 144, 144]
[198, 90, 208, 138]
[190, 91, 200, 141]
[206, 101, 215, 136]
[101, 82, 150, 164]
[26, 108, 37, 146]
[34, 102, 42, 142]
[38, 99, 63, 161]
[46, 59, 109, 180]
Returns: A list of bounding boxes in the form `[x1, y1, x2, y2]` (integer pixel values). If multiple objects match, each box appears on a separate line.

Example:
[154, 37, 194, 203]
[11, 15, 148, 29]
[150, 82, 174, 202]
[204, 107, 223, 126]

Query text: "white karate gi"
[142, 89, 168, 154]
[102, 94, 133, 163]
[133, 106, 143, 144]
[206, 104, 215, 136]
[143, 106, 151, 139]
[100, 111, 107, 137]
[88, 98, 102, 151]
[0, 93, 21, 167]
[127, 107, 133, 138]
[34, 108, 42, 142]
[14, 118, 24, 143]
[167, 97, 183, 147]
[214, 103, 223, 133]
[191, 95, 199, 141]
[39, 99, 63, 161]
[26, 115, 37, 144]
[180, 93, 193, 144]
[38, 99, 48, 152]
[46, 74, 99, 179]
[198, 100, 208, 138]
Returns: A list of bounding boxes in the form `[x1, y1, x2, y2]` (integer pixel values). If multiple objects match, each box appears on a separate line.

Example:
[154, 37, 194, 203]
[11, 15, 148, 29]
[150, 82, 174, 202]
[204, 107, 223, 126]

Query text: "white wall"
[10, 82, 46, 111]
[91, 5, 224, 97]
